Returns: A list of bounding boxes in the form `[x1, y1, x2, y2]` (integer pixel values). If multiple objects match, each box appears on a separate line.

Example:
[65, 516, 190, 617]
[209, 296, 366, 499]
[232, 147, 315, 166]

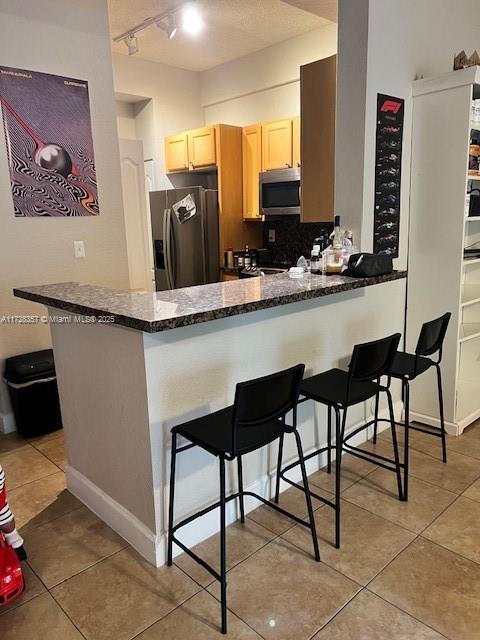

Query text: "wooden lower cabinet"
[242, 124, 262, 220]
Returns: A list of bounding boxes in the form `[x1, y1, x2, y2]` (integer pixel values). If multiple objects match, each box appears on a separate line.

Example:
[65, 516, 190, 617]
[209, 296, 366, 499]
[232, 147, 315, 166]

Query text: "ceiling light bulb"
[125, 34, 138, 55]
[182, 4, 203, 35]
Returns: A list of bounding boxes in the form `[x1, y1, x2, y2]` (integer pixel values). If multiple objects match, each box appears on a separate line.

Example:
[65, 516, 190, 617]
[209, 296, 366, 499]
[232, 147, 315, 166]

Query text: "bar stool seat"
[300, 368, 380, 406]
[391, 352, 432, 379]
[173, 406, 288, 457]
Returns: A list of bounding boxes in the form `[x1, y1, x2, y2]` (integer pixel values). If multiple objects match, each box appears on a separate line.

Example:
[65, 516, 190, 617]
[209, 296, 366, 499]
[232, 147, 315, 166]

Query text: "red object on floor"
[0, 533, 24, 607]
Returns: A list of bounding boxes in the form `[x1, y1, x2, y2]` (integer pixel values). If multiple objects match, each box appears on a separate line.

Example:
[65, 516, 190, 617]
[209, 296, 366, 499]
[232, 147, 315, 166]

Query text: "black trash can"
[4, 349, 62, 438]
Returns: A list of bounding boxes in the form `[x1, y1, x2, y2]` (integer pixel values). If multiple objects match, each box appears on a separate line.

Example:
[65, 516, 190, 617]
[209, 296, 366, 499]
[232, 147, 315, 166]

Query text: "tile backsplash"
[261, 216, 333, 265]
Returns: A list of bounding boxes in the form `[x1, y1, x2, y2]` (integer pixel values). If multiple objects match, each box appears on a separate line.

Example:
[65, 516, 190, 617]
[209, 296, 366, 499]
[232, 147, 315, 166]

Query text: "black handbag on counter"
[342, 253, 393, 278]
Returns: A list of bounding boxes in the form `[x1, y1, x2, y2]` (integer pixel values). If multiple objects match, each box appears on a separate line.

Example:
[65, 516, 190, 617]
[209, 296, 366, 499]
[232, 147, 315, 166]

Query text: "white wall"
[0, 0, 130, 432]
[202, 24, 337, 126]
[116, 101, 137, 139]
[337, 0, 480, 270]
[112, 53, 203, 191]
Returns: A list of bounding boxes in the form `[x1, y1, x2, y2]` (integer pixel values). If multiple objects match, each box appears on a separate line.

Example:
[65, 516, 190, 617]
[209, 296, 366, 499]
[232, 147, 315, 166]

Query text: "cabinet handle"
[296, 162, 301, 167]
[284, 163, 291, 168]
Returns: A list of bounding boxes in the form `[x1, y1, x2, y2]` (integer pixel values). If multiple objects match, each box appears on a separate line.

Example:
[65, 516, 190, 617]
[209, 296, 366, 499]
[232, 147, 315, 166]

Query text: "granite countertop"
[13, 271, 407, 333]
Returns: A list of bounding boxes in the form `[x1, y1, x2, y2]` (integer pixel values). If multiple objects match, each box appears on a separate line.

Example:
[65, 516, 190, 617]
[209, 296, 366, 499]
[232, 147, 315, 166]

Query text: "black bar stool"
[167, 364, 320, 635]
[276, 333, 403, 549]
[373, 312, 451, 500]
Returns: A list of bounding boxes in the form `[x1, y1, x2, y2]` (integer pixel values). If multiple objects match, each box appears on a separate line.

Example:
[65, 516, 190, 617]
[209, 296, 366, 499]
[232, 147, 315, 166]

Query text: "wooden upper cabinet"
[261, 119, 293, 171]
[242, 125, 262, 220]
[292, 116, 301, 168]
[187, 126, 216, 169]
[164, 133, 189, 172]
[301, 55, 336, 222]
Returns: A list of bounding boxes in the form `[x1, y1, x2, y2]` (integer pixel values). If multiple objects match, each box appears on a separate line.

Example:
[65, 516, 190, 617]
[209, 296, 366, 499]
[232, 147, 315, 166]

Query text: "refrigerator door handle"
[168, 207, 176, 288]
[163, 208, 173, 290]
[200, 189, 208, 283]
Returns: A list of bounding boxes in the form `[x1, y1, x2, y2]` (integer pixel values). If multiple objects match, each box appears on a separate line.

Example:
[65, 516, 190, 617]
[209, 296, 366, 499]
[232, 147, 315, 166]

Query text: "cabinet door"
[164, 133, 189, 172]
[187, 126, 216, 169]
[293, 116, 301, 168]
[301, 56, 336, 222]
[261, 119, 293, 171]
[242, 125, 262, 219]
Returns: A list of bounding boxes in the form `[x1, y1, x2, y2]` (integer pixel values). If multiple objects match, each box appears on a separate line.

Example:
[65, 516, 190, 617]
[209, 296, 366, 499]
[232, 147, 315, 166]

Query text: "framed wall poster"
[373, 94, 405, 257]
[0, 66, 99, 217]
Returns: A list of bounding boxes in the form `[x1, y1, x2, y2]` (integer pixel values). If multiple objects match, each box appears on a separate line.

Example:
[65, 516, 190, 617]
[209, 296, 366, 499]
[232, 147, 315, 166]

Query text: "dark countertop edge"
[13, 271, 406, 334]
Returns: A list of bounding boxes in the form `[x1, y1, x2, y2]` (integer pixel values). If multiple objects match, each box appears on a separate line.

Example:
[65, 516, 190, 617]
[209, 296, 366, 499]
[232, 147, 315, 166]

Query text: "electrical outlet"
[268, 229, 275, 243]
[74, 240, 85, 259]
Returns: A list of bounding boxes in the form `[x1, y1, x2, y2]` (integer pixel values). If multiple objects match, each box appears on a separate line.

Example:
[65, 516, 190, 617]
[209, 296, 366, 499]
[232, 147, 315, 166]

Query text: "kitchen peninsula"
[14, 271, 406, 566]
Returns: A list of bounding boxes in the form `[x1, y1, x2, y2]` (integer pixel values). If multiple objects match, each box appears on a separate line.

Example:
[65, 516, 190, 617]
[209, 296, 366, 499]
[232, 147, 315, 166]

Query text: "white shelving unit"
[408, 66, 480, 435]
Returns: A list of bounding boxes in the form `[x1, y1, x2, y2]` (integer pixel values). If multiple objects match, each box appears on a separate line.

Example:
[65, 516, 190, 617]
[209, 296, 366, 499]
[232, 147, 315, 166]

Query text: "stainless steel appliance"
[259, 168, 301, 216]
[150, 187, 219, 290]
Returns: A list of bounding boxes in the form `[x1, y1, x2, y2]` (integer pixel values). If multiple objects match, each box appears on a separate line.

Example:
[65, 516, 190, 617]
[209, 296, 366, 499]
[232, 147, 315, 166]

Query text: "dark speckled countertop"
[13, 271, 406, 333]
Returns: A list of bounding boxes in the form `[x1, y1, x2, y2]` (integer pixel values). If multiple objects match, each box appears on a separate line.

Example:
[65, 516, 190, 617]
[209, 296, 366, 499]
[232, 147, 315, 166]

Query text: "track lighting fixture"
[156, 14, 177, 40]
[113, 2, 203, 54]
[124, 33, 138, 56]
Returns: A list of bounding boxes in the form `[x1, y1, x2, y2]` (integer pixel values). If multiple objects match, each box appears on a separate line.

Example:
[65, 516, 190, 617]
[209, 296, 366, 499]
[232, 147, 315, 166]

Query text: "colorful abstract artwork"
[0, 66, 99, 217]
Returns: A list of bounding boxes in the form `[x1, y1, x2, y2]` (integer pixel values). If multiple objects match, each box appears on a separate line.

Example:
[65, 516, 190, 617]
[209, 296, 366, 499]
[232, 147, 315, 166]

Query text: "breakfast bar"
[14, 271, 406, 566]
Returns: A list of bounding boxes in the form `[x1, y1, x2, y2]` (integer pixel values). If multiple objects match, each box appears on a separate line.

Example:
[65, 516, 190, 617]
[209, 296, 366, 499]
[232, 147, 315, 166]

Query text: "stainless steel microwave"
[259, 168, 301, 216]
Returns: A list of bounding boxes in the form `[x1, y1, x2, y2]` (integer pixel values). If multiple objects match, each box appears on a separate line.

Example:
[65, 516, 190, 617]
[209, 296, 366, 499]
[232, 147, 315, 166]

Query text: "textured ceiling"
[108, 0, 335, 72]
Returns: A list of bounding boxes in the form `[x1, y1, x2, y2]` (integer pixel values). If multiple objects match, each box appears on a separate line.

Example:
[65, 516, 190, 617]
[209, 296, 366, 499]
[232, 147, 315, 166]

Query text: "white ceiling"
[108, 0, 336, 72]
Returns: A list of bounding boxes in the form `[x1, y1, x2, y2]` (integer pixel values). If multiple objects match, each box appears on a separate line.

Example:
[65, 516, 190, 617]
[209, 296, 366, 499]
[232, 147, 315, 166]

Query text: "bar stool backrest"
[415, 312, 451, 359]
[232, 364, 305, 454]
[348, 333, 401, 383]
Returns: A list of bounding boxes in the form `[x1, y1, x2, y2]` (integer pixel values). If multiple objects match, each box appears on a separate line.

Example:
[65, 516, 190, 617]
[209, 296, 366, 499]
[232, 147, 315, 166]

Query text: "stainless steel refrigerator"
[150, 187, 220, 291]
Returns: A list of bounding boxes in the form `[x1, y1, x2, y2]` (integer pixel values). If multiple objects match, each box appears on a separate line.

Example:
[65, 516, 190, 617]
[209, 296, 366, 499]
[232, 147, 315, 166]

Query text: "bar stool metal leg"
[237, 456, 245, 523]
[327, 406, 332, 473]
[293, 428, 321, 562]
[219, 455, 227, 634]
[436, 364, 447, 464]
[372, 390, 380, 443]
[274, 433, 284, 504]
[403, 379, 410, 500]
[167, 433, 177, 566]
[334, 406, 343, 549]
[387, 389, 404, 502]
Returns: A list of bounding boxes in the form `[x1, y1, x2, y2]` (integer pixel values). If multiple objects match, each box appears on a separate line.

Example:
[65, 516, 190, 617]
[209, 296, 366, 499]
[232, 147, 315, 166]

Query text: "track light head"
[124, 33, 138, 55]
[156, 14, 177, 40]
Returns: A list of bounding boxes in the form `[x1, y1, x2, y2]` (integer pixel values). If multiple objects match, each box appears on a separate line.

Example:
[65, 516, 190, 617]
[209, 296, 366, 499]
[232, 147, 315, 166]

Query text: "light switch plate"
[74, 240, 85, 258]
[268, 229, 275, 243]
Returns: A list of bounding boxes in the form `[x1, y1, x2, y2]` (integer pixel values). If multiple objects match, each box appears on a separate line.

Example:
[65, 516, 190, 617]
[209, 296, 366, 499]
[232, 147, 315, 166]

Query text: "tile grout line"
[359, 491, 473, 639]
[20, 560, 89, 640]
[363, 587, 451, 640]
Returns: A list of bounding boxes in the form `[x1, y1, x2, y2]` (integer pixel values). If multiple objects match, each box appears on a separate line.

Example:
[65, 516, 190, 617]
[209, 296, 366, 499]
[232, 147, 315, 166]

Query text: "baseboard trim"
[66, 400, 403, 567]
[66, 466, 161, 566]
[409, 411, 458, 436]
[0, 411, 16, 435]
